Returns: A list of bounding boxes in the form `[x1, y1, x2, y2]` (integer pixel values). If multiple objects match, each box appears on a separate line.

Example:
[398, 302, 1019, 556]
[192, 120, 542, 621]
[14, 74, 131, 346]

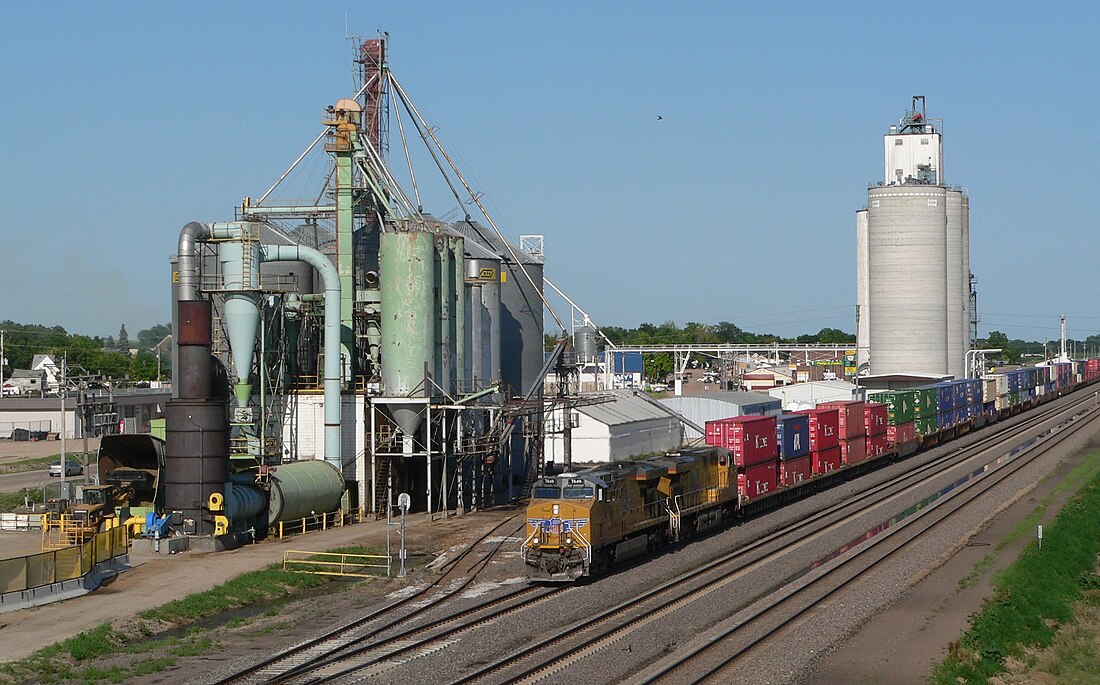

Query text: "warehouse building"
[660, 391, 782, 441]
[544, 389, 683, 464]
[768, 380, 861, 410]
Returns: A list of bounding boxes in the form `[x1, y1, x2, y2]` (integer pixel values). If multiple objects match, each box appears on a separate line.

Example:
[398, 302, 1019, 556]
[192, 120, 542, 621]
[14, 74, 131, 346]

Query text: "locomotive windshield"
[563, 486, 594, 499]
[532, 486, 560, 499]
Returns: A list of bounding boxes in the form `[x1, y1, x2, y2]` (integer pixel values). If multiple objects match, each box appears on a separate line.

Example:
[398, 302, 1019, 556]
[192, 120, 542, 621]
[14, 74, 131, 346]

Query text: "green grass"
[932, 465, 1100, 684]
[0, 487, 41, 512]
[957, 553, 996, 591]
[0, 545, 384, 684]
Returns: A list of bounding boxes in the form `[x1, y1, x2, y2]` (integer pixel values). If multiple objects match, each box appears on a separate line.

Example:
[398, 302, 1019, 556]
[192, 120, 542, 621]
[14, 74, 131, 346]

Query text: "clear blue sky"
[2, 3, 1098, 343]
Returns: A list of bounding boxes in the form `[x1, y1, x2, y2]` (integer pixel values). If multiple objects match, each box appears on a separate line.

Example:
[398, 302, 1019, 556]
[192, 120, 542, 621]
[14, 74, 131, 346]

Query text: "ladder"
[667, 495, 683, 543]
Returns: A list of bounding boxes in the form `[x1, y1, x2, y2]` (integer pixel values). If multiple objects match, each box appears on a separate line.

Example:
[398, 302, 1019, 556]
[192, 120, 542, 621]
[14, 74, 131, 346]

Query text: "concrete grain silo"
[858, 97, 972, 378]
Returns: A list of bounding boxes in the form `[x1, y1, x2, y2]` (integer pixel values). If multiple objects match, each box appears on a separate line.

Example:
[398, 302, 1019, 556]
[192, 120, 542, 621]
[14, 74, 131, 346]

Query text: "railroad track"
[445, 392, 1100, 685]
[634, 394, 1100, 684]
[209, 510, 534, 685]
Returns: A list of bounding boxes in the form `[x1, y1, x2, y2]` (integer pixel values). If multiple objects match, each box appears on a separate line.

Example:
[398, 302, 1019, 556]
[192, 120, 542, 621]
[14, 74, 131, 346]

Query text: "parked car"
[48, 459, 82, 477]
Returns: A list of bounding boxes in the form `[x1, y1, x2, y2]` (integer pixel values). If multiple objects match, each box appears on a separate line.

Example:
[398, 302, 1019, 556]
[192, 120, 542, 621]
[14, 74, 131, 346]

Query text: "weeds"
[932, 468, 1100, 684]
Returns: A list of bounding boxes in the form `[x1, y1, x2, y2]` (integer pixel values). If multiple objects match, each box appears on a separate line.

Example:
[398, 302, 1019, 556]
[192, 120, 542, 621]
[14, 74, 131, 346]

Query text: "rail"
[282, 550, 391, 578]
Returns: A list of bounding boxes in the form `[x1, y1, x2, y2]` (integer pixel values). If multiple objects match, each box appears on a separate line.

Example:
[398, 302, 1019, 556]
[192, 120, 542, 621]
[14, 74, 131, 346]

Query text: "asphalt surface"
[0, 469, 53, 492]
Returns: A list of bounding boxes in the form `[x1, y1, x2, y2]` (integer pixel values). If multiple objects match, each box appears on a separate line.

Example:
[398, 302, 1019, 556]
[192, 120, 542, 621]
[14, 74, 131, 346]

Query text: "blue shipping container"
[933, 383, 955, 412]
[937, 412, 951, 430]
[776, 413, 810, 460]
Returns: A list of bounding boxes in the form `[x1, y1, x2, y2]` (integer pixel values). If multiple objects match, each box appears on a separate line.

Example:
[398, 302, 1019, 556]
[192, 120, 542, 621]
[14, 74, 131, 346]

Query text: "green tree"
[118, 324, 130, 354]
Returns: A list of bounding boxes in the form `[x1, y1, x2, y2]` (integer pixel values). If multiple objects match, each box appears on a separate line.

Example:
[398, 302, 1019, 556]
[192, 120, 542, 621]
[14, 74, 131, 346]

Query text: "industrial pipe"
[177, 221, 211, 302]
[263, 244, 342, 470]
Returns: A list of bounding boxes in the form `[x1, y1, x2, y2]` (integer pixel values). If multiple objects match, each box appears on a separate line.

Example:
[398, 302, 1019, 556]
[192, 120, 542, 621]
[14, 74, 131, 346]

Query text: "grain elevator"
[856, 97, 971, 378]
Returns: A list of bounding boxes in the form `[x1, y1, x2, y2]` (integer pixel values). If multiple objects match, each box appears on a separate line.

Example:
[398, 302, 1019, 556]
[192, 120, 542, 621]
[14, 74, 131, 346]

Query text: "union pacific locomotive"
[523, 360, 1100, 582]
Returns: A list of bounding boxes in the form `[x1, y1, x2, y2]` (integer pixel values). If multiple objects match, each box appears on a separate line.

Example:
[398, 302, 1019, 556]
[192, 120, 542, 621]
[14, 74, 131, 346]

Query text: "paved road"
[0, 468, 91, 494]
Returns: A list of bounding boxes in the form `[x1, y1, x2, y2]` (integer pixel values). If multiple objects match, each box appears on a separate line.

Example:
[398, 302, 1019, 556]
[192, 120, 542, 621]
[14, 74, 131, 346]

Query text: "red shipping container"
[737, 460, 779, 501]
[819, 400, 866, 439]
[781, 455, 812, 487]
[887, 421, 916, 446]
[797, 408, 840, 452]
[705, 416, 777, 467]
[867, 432, 891, 458]
[811, 446, 841, 475]
[840, 437, 867, 465]
[863, 403, 888, 437]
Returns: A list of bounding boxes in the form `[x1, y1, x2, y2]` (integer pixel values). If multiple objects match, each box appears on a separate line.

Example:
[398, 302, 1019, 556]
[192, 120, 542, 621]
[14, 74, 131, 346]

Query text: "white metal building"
[768, 380, 861, 410]
[544, 390, 683, 465]
[660, 391, 782, 441]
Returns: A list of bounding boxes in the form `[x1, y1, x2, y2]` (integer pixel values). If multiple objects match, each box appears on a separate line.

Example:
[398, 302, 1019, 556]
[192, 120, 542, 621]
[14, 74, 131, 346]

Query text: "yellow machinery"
[41, 486, 122, 549]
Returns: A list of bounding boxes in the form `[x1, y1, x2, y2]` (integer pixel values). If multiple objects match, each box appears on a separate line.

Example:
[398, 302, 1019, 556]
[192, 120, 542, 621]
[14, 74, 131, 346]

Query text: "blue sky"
[2, 3, 1098, 343]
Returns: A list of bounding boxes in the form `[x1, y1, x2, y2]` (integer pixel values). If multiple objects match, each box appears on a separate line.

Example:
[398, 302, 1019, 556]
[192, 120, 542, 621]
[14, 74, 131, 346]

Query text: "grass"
[0, 544, 384, 684]
[957, 553, 997, 591]
[931, 462, 1100, 684]
[0, 487, 41, 512]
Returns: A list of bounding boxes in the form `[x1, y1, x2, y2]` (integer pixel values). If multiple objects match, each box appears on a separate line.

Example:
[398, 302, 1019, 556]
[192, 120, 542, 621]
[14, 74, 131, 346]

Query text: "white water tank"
[867, 186, 949, 375]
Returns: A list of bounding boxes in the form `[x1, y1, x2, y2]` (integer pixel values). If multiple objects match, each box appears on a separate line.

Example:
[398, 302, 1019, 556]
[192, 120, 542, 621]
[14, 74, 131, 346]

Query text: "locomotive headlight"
[565, 536, 573, 545]
[552, 504, 559, 515]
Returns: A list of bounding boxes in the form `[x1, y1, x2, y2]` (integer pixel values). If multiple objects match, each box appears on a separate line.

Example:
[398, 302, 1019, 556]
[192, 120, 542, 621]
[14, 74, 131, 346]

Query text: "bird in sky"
[657, 115, 663, 120]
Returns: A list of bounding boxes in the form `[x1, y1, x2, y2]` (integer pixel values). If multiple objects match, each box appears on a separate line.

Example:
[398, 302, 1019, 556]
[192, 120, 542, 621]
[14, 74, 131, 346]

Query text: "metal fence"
[0, 524, 127, 594]
[282, 550, 391, 578]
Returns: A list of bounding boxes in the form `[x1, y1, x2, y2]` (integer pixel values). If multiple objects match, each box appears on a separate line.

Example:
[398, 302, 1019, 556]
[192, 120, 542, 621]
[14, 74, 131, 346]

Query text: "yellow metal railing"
[275, 510, 348, 539]
[1, 525, 127, 595]
[282, 550, 391, 578]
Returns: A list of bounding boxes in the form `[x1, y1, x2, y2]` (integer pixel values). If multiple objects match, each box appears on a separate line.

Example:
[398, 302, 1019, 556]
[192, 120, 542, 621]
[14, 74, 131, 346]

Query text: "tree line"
[1, 321, 172, 382]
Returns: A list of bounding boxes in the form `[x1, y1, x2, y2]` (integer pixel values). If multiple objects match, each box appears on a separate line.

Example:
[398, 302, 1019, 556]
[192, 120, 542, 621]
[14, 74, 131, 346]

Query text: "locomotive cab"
[523, 473, 603, 582]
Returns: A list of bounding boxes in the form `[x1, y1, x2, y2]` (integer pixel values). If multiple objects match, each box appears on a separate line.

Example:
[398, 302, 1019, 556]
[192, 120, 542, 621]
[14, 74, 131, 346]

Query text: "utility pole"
[0, 329, 5, 396]
[1060, 315, 1068, 362]
[60, 354, 67, 498]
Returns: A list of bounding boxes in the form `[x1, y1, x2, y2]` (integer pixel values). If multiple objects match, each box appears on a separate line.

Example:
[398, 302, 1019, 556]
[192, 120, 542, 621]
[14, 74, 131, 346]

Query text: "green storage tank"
[268, 460, 345, 525]
[380, 230, 436, 436]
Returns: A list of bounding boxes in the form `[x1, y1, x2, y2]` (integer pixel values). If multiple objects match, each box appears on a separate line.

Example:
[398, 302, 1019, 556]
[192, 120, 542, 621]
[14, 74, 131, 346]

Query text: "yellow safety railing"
[282, 550, 391, 578]
[1, 525, 127, 595]
[275, 510, 347, 539]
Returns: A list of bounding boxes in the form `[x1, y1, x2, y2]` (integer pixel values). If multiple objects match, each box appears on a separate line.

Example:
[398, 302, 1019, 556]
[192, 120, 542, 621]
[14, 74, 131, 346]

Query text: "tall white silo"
[946, 189, 965, 378]
[855, 209, 870, 372]
[867, 185, 949, 375]
[961, 193, 971, 362]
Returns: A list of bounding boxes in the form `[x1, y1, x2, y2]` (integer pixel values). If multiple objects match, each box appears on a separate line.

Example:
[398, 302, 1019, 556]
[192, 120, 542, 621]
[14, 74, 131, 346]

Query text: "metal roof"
[697, 391, 782, 407]
[576, 389, 677, 426]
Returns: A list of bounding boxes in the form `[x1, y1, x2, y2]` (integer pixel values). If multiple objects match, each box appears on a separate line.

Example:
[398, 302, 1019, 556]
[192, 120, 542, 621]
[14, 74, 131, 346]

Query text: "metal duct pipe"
[262, 244, 342, 470]
[177, 221, 211, 302]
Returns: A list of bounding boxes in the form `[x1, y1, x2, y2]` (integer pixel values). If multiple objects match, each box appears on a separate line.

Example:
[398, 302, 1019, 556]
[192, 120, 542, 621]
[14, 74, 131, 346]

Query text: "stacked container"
[821, 400, 866, 466]
[705, 415, 777, 467]
[776, 414, 811, 486]
[796, 407, 840, 475]
[864, 402, 889, 459]
[706, 415, 778, 501]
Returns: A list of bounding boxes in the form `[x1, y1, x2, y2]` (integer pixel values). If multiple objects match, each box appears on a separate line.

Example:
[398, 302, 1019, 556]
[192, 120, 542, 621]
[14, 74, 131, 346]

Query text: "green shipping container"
[912, 388, 937, 418]
[915, 415, 938, 436]
[868, 390, 915, 425]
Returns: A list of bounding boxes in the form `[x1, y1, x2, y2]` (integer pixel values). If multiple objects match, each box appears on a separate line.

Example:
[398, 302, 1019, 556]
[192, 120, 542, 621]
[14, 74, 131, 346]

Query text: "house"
[544, 389, 684, 464]
[740, 366, 795, 391]
[31, 355, 61, 394]
[4, 369, 46, 397]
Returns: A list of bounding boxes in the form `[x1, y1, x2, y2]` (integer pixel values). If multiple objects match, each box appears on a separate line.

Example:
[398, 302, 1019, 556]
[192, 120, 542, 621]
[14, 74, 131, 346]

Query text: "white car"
[48, 459, 83, 477]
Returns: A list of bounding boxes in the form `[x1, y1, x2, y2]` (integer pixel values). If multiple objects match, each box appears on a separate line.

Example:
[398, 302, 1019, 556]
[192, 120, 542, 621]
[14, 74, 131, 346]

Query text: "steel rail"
[211, 512, 524, 685]
[447, 391, 1098, 684]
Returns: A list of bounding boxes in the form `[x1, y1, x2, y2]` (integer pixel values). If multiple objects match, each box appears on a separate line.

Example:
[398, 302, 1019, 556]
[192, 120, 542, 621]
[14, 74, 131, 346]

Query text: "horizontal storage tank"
[268, 460, 345, 524]
[867, 186, 948, 376]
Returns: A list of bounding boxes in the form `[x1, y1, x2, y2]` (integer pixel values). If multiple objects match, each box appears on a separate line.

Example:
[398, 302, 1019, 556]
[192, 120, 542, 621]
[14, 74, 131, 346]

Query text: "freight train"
[522, 360, 1100, 581]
